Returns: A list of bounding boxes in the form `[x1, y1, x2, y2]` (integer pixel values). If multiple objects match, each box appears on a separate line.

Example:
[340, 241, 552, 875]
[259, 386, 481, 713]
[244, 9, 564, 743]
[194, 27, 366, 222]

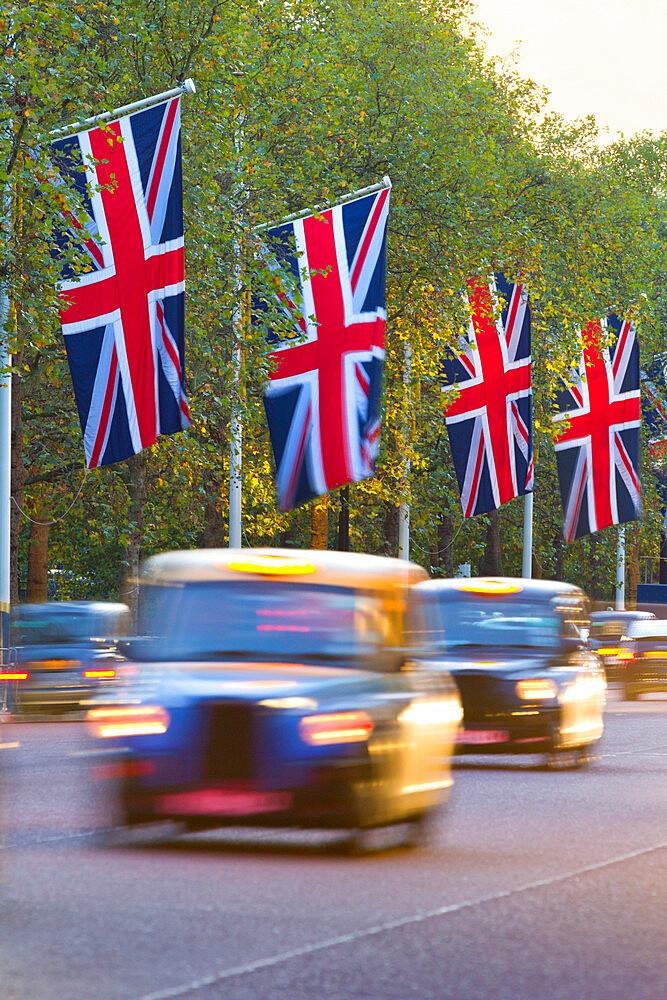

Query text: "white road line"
[137, 841, 667, 1000]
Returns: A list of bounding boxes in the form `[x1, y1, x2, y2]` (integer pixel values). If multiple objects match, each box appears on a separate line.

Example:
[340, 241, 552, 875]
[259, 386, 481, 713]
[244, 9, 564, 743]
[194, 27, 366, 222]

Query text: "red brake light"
[83, 669, 117, 679]
[0, 671, 29, 681]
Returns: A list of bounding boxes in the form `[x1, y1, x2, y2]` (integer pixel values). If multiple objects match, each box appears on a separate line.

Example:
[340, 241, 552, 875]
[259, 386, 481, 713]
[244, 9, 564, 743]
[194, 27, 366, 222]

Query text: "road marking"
[137, 841, 667, 1000]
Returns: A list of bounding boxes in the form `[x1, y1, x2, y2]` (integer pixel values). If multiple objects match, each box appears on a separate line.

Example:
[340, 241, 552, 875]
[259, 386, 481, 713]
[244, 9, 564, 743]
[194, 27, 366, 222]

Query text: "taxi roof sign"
[454, 580, 523, 596]
[228, 555, 317, 577]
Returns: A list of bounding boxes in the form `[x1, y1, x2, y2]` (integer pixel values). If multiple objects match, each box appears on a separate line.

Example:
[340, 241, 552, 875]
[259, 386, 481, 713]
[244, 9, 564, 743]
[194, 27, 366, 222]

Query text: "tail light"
[616, 649, 635, 661]
[83, 669, 117, 679]
[0, 671, 29, 681]
[299, 711, 373, 746]
[86, 705, 170, 738]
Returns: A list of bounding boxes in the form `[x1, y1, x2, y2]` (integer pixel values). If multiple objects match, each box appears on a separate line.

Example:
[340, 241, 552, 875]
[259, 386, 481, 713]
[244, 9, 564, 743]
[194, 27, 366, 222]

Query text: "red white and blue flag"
[552, 315, 641, 542]
[259, 183, 389, 510]
[642, 354, 667, 465]
[51, 96, 190, 468]
[441, 274, 533, 517]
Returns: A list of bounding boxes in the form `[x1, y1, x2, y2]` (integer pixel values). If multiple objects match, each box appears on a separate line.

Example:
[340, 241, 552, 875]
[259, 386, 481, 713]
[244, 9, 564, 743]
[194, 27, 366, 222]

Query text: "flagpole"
[0, 186, 12, 665]
[397, 339, 411, 560]
[49, 79, 196, 138]
[229, 104, 245, 549]
[522, 492, 533, 578]
[253, 176, 391, 233]
[615, 524, 626, 610]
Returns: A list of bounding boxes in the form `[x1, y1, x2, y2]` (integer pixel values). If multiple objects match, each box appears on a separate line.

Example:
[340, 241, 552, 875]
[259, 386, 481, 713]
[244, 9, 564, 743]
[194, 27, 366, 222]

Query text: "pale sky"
[471, 0, 667, 141]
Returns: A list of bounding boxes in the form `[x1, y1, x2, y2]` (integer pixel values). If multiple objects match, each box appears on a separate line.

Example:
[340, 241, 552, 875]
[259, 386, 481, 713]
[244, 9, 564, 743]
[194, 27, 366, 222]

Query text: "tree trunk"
[479, 510, 503, 576]
[26, 509, 49, 603]
[119, 453, 147, 624]
[431, 514, 453, 578]
[10, 368, 25, 604]
[554, 529, 564, 582]
[336, 486, 350, 551]
[310, 498, 328, 549]
[660, 531, 667, 585]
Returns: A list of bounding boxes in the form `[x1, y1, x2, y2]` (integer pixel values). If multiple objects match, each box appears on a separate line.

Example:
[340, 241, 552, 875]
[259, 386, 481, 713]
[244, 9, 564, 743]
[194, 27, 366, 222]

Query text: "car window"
[138, 581, 391, 664]
[628, 621, 667, 640]
[419, 593, 563, 651]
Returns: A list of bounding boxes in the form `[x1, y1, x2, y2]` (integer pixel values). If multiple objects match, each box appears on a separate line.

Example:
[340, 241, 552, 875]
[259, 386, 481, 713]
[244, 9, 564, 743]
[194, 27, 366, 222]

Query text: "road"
[1, 697, 665, 1000]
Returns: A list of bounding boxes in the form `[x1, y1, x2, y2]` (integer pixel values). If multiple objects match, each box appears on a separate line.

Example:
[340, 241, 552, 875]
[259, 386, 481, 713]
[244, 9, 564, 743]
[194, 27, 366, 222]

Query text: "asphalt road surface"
[1, 696, 665, 1000]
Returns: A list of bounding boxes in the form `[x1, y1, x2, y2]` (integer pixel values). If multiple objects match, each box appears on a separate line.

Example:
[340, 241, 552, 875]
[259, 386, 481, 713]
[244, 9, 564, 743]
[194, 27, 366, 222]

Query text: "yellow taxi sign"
[227, 554, 317, 577]
[454, 580, 523, 596]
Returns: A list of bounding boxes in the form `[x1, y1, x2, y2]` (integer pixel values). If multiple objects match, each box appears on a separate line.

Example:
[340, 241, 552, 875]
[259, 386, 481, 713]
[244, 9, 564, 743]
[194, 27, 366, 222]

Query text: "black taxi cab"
[86, 549, 462, 847]
[413, 577, 606, 767]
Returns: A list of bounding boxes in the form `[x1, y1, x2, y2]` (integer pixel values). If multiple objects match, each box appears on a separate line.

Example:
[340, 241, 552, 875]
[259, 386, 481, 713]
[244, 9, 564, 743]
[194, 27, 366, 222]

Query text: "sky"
[471, 0, 667, 142]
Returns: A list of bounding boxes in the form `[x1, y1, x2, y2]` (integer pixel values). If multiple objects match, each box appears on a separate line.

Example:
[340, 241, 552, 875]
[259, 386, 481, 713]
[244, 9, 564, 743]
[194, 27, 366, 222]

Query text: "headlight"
[298, 711, 373, 746]
[86, 705, 170, 738]
[559, 675, 606, 705]
[515, 678, 558, 701]
[398, 698, 463, 727]
[258, 696, 317, 709]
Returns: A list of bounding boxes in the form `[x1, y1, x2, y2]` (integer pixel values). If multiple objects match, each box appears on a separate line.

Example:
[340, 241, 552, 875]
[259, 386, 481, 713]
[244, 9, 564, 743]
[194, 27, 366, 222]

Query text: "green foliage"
[6, 0, 667, 602]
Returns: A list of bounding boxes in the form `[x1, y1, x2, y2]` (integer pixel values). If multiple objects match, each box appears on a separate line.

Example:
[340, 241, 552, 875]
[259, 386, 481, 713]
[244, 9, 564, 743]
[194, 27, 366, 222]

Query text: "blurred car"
[589, 610, 655, 682]
[413, 577, 606, 767]
[10, 601, 129, 714]
[86, 548, 462, 847]
[616, 619, 667, 700]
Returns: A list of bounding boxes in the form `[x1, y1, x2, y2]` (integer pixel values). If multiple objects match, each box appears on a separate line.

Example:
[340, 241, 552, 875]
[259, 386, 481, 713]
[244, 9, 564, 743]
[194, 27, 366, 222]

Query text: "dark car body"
[413, 577, 605, 763]
[589, 610, 655, 683]
[617, 620, 667, 699]
[10, 602, 129, 713]
[86, 549, 462, 838]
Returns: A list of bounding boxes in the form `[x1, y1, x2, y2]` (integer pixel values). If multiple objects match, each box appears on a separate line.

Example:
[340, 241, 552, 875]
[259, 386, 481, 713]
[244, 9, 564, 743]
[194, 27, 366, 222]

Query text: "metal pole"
[0, 187, 11, 665]
[522, 491, 533, 578]
[615, 524, 626, 610]
[229, 112, 245, 549]
[49, 79, 196, 138]
[397, 340, 411, 560]
[229, 292, 243, 549]
[253, 176, 391, 233]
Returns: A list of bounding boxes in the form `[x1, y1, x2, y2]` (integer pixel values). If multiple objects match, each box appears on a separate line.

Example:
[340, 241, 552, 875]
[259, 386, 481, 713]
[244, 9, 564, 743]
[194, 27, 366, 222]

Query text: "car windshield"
[423, 594, 563, 651]
[12, 608, 120, 645]
[138, 581, 389, 663]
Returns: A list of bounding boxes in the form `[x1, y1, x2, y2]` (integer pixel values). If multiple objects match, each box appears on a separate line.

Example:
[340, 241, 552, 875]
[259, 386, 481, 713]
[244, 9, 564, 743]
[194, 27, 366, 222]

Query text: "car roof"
[140, 548, 428, 591]
[414, 576, 586, 601]
[591, 610, 655, 621]
[628, 620, 667, 638]
[13, 601, 129, 617]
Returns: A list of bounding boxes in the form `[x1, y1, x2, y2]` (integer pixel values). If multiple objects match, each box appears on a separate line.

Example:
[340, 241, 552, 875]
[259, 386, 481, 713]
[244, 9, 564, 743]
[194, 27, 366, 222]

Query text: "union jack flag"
[552, 315, 641, 542]
[642, 354, 667, 465]
[259, 183, 389, 511]
[441, 274, 533, 517]
[51, 96, 190, 468]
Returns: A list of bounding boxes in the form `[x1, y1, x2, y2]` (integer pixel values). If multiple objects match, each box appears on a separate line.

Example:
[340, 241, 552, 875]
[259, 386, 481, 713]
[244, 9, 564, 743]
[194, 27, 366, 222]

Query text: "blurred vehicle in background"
[413, 578, 606, 767]
[86, 549, 462, 848]
[10, 602, 129, 714]
[589, 610, 655, 683]
[616, 619, 667, 700]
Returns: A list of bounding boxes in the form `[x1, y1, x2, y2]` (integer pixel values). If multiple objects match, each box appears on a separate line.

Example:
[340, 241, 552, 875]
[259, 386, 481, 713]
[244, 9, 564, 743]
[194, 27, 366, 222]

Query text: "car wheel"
[544, 748, 589, 770]
[402, 808, 442, 849]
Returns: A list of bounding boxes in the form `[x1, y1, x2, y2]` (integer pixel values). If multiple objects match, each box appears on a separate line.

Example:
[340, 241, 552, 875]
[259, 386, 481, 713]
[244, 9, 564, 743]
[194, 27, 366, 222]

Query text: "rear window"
[628, 621, 667, 641]
[138, 580, 391, 663]
[419, 592, 564, 652]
